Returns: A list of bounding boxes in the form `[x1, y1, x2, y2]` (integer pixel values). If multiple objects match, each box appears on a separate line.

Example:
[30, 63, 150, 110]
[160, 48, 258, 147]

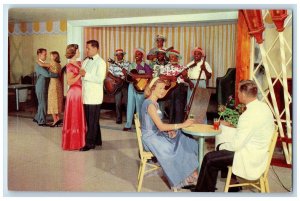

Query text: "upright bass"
[184, 55, 206, 120]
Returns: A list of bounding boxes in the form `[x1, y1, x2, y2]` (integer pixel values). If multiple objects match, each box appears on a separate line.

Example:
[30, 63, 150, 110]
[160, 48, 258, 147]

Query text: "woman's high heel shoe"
[50, 120, 61, 127]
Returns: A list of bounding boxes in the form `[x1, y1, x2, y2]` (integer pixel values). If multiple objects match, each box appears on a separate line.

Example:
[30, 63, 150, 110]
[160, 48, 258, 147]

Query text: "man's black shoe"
[181, 184, 196, 190]
[116, 120, 122, 124]
[80, 145, 95, 151]
[228, 186, 242, 192]
[190, 187, 218, 192]
[190, 187, 197, 192]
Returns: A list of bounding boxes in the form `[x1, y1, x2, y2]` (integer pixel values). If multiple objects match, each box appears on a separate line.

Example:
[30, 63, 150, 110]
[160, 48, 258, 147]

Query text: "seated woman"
[141, 77, 199, 189]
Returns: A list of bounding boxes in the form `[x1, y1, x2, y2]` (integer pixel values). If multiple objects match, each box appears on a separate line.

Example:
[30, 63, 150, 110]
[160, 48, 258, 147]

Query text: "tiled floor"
[6, 113, 292, 194]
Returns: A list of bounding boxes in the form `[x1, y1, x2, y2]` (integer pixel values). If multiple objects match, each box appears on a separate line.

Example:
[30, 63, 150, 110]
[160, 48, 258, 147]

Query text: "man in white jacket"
[193, 80, 274, 192]
[79, 40, 106, 151]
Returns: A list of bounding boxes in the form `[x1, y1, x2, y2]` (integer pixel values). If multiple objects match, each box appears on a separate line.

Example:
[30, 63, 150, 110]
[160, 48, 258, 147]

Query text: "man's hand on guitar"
[122, 68, 127, 75]
[181, 69, 188, 77]
[201, 63, 206, 71]
[188, 81, 194, 90]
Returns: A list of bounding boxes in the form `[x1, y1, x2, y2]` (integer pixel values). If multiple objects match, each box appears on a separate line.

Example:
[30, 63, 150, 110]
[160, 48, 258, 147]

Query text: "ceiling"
[8, 8, 236, 23]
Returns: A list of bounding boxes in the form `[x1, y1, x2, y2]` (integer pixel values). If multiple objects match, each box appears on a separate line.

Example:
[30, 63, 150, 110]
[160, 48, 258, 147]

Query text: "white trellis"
[250, 10, 292, 164]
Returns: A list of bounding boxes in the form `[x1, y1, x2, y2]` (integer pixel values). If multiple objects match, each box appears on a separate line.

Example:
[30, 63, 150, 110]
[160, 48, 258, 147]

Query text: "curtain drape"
[84, 23, 237, 87]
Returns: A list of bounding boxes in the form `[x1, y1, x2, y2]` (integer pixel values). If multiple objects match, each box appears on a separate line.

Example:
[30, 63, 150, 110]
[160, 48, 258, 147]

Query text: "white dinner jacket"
[220, 99, 275, 180]
[82, 54, 107, 104]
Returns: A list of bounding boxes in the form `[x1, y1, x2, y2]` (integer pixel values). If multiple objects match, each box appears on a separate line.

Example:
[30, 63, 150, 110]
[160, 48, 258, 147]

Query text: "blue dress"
[141, 99, 199, 187]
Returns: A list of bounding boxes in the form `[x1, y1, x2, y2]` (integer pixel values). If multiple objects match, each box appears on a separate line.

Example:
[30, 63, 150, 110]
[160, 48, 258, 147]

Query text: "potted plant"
[215, 96, 246, 149]
[217, 96, 246, 128]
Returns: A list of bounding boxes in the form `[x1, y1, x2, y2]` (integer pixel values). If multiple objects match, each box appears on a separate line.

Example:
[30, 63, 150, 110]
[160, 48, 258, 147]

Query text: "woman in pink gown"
[62, 44, 86, 150]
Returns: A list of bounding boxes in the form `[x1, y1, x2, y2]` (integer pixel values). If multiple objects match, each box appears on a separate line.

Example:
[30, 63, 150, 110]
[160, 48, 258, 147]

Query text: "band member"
[160, 49, 193, 123]
[80, 40, 106, 151]
[152, 48, 169, 119]
[147, 34, 166, 68]
[152, 48, 169, 77]
[147, 51, 157, 69]
[123, 48, 153, 131]
[108, 49, 131, 124]
[186, 47, 212, 104]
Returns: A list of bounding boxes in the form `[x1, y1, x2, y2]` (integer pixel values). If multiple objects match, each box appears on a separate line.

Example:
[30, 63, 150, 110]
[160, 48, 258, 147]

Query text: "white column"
[67, 22, 84, 60]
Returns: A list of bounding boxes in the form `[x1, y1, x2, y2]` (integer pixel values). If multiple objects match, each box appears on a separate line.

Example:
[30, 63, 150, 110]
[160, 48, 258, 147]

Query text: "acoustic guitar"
[160, 62, 198, 98]
[126, 69, 152, 93]
[104, 58, 126, 95]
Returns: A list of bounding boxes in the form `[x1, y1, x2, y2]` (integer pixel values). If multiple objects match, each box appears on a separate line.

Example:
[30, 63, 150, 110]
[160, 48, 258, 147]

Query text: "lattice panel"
[251, 10, 292, 164]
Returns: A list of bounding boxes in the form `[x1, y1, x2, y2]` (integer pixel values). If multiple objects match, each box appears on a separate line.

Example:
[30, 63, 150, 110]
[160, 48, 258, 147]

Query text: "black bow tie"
[88, 57, 93, 60]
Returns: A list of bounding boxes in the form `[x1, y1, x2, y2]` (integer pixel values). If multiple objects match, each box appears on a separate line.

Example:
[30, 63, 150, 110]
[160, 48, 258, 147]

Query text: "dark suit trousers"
[195, 150, 234, 192]
[84, 104, 102, 146]
[114, 86, 127, 122]
[169, 83, 187, 124]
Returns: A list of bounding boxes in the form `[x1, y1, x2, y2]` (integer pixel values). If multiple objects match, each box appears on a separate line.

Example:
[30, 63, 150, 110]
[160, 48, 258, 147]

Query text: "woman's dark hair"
[65, 44, 78, 59]
[50, 51, 61, 63]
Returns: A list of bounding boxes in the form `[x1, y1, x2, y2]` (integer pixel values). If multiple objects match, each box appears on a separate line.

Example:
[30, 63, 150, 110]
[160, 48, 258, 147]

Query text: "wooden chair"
[134, 113, 161, 192]
[224, 126, 279, 193]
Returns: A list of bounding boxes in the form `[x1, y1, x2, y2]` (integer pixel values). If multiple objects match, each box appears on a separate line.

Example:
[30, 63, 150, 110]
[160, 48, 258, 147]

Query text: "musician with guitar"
[186, 47, 212, 105]
[160, 49, 194, 124]
[107, 49, 131, 124]
[147, 34, 167, 69]
[152, 48, 169, 119]
[123, 48, 153, 131]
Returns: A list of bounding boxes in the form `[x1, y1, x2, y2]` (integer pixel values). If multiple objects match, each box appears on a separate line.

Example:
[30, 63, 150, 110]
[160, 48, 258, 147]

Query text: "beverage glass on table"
[189, 114, 195, 119]
[213, 118, 220, 130]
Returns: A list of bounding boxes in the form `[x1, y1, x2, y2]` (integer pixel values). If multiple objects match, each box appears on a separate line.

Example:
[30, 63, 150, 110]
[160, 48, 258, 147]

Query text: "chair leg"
[137, 159, 147, 192]
[260, 177, 266, 193]
[224, 167, 232, 192]
[137, 161, 142, 181]
[264, 178, 270, 193]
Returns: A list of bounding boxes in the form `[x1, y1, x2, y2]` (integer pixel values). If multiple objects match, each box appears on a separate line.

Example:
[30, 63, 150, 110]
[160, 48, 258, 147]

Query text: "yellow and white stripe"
[9, 20, 67, 35]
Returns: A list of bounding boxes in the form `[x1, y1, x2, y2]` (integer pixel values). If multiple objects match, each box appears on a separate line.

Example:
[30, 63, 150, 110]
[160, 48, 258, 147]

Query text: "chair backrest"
[134, 113, 145, 157]
[263, 126, 279, 179]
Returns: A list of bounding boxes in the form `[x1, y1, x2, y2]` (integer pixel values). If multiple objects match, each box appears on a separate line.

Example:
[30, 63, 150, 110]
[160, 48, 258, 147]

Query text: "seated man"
[193, 80, 275, 192]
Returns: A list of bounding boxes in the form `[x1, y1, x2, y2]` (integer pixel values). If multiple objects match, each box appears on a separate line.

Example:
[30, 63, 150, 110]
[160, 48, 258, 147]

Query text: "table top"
[8, 84, 35, 89]
[182, 123, 221, 137]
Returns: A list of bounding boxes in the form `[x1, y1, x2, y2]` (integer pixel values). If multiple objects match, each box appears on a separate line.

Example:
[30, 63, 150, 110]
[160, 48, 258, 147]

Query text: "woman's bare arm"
[147, 103, 194, 132]
[37, 60, 51, 68]
[66, 71, 81, 86]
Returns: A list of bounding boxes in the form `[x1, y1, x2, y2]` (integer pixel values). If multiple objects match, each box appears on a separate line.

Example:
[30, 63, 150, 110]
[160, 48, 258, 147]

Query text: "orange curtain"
[235, 10, 251, 103]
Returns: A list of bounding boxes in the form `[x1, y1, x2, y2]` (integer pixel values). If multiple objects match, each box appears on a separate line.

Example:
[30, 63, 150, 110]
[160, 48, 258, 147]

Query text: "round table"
[182, 124, 221, 171]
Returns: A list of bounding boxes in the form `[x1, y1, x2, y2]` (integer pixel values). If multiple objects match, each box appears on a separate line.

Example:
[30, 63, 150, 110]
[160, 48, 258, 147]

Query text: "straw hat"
[155, 48, 166, 54]
[133, 47, 146, 60]
[154, 34, 167, 42]
[114, 48, 126, 56]
[191, 47, 205, 56]
[166, 49, 182, 60]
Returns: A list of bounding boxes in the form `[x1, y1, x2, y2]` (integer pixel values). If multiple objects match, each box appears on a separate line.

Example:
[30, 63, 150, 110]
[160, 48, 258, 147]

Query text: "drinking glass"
[213, 118, 220, 130]
[189, 114, 195, 119]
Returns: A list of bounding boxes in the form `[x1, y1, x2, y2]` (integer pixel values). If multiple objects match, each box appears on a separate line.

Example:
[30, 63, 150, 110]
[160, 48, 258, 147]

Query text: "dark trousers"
[84, 104, 102, 146]
[195, 150, 234, 192]
[114, 87, 127, 122]
[169, 83, 187, 123]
